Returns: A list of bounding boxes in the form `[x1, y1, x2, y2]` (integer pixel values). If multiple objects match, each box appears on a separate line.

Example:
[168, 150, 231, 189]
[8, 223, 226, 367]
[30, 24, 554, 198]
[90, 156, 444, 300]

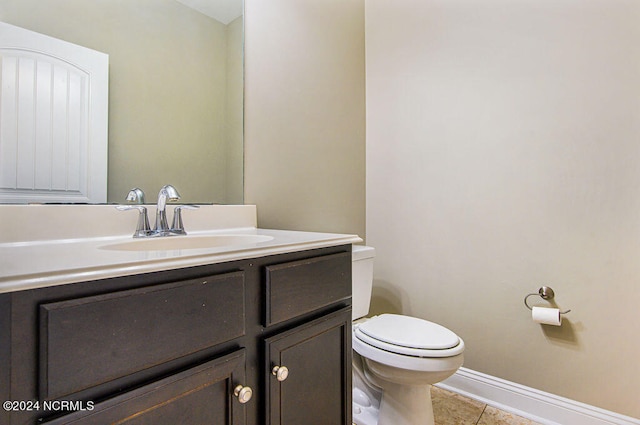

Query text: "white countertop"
[0, 227, 361, 294]
[0, 205, 362, 294]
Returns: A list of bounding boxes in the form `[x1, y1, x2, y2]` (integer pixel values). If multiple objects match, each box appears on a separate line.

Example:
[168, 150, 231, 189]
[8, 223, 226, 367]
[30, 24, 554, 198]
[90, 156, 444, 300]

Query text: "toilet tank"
[352, 245, 375, 320]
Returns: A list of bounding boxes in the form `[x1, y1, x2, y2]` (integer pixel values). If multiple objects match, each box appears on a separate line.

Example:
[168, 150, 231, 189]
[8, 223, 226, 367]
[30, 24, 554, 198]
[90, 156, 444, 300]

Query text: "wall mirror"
[0, 0, 244, 204]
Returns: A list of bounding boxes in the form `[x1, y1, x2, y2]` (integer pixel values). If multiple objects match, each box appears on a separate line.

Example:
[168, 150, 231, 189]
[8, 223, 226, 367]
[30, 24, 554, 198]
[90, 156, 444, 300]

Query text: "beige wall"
[0, 0, 241, 204]
[366, 0, 640, 418]
[244, 0, 366, 238]
[225, 16, 244, 204]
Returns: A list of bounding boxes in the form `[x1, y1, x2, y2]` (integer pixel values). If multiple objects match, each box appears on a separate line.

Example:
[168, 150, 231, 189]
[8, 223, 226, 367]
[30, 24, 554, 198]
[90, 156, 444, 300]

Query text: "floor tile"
[432, 386, 486, 425]
[477, 405, 543, 425]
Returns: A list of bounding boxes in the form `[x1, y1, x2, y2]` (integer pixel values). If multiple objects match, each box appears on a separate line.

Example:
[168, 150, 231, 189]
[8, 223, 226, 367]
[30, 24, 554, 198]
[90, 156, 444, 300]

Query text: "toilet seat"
[354, 314, 464, 358]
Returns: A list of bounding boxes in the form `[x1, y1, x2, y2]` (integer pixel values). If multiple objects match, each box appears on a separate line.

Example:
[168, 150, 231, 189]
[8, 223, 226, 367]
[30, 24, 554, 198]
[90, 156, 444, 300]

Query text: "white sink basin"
[101, 234, 274, 252]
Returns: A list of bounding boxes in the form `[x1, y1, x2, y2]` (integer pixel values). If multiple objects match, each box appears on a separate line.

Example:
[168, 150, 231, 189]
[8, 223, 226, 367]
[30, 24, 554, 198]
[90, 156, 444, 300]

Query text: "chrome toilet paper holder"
[524, 286, 571, 315]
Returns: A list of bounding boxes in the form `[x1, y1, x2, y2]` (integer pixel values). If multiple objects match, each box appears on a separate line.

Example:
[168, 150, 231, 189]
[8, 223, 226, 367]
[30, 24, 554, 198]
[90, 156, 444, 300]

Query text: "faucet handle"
[116, 205, 151, 238]
[171, 205, 200, 235]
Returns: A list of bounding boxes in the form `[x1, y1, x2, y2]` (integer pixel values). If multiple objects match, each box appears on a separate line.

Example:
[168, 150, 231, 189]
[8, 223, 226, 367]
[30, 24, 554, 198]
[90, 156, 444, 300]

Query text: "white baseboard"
[436, 368, 640, 425]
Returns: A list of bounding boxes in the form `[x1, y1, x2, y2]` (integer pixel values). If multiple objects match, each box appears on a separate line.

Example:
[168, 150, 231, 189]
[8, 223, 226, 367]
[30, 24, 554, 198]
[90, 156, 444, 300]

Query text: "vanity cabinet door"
[43, 349, 250, 425]
[265, 308, 352, 425]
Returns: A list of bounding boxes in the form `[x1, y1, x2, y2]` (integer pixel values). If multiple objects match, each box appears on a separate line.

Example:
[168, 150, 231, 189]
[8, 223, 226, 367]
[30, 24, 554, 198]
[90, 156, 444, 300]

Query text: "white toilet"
[351, 246, 465, 425]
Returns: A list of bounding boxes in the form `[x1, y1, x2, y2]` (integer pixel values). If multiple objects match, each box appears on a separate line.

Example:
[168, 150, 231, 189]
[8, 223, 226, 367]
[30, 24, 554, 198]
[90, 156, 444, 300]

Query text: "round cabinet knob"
[272, 365, 289, 382]
[233, 385, 253, 404]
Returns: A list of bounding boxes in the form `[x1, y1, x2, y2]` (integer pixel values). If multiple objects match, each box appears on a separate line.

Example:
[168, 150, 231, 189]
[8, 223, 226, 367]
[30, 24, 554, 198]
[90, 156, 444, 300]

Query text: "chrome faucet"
[118, 185, 198, 238]
[154, 185, 180, 235]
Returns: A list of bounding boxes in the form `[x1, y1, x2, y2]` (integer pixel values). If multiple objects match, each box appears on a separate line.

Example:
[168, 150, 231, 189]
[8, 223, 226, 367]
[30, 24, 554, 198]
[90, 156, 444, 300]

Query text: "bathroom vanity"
[0, 205, 360, 425]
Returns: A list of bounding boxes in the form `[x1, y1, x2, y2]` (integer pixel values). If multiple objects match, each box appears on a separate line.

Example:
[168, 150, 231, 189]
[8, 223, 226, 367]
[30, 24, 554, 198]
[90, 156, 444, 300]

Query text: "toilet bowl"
[351, 246, 464, 425]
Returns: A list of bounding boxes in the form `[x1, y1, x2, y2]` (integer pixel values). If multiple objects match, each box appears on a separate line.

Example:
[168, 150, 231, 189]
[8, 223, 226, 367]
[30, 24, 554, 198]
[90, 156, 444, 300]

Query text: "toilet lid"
[357, 314, 460, 351]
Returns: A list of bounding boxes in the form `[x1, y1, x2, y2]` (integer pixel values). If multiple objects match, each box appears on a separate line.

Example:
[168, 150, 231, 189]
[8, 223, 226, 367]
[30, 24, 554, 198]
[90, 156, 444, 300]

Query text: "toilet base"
[377, 383, 434, 425]
[353, 357, 437, 425]
[353, 354, 382, 425]
[353, 382, 435, 425]
[353, 387, 379, 425]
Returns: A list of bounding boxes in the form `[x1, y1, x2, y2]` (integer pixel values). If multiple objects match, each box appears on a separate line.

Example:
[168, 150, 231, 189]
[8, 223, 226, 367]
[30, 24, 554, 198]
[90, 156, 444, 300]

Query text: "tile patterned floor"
[432, 386, 544, 425]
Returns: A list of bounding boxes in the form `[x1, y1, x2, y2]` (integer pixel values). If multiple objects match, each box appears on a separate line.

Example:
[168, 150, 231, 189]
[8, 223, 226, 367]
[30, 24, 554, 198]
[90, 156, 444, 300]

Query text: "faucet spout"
[154, 185, 180, 234]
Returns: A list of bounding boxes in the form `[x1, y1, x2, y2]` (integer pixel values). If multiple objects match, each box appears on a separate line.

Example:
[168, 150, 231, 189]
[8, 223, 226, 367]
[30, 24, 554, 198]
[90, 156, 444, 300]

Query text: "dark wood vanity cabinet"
[0, 245, 352, 425]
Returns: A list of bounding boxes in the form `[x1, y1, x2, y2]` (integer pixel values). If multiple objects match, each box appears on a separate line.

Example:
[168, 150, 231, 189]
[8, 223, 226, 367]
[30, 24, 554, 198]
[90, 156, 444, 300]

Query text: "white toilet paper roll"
[532, 306, 562, 326]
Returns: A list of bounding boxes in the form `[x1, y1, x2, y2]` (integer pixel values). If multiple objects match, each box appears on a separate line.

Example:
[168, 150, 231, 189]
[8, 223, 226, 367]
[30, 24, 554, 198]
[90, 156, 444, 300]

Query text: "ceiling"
[175, 0, 242, 24]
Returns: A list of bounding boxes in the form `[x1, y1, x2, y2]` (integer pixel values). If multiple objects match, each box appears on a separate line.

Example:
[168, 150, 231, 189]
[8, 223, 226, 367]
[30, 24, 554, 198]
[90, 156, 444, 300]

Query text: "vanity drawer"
[39, 271, 245, 400]
[264, 252, 351, 326]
